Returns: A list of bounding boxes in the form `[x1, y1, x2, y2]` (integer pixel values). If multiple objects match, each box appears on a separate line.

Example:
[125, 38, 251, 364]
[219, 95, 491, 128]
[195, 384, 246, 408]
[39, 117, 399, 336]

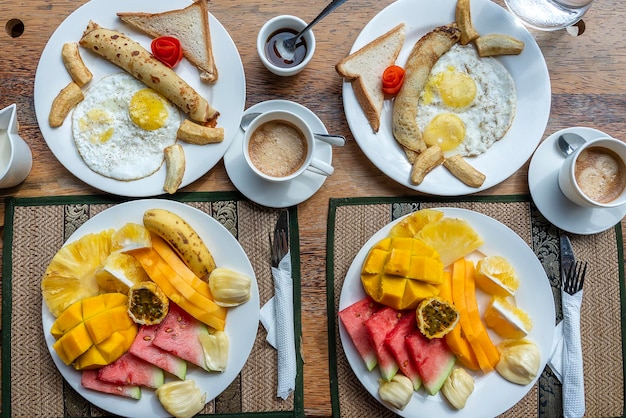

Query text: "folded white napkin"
[548, 290, 585, 418]
[259, 250, 296, 400]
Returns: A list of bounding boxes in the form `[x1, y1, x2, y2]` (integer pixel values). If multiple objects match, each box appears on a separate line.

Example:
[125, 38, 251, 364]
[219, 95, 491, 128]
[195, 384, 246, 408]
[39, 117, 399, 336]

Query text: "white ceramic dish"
[341, 0, 551, 196]
[338, 208, 555, 417]
[529, 127, 626, 234]
[42, 199, 260, 418]
[34, 0, 246, 197]
[224, 99, 332, 208]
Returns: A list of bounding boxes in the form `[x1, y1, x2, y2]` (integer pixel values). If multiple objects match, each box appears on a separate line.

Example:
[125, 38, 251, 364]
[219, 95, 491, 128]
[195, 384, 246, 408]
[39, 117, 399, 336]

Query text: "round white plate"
[338, 208, 555, 417]
[224, 99, 332, 208]
[529, 127, 626, 234]
[341, 0, 551, 196]
[34, 0, 246, 197]
[42, 199, 260, 418]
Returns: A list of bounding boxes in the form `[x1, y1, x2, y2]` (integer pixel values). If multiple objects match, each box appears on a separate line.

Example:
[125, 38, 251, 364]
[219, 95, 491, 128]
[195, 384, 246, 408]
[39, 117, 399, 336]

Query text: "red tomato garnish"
[151, 36, 184, 68]
[382, 65, 406, 95]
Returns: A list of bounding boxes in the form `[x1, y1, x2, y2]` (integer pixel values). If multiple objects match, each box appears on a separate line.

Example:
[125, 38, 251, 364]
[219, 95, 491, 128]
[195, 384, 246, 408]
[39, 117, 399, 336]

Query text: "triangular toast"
[118, 0, 218, 83]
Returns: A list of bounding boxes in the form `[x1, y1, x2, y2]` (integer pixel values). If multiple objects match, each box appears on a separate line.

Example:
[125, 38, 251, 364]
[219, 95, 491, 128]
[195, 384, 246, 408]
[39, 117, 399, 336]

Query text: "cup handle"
[306, 158, 334, 176]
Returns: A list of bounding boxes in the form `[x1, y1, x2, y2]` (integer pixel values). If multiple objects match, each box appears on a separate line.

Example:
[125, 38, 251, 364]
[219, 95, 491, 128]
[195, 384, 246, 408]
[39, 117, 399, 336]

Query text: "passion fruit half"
[416, 296, 460, 339]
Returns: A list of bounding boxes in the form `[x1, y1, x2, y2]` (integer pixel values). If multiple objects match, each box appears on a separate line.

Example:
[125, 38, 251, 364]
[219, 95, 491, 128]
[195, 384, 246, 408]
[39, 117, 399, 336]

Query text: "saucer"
[528, 127, 626, 235]
[224, 100, 332, 208]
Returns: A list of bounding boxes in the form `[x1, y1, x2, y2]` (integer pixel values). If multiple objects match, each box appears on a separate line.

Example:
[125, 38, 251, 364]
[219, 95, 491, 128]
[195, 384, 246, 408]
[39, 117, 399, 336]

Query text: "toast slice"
[118, 0, 218, 83]
[336, 23, 405, 132]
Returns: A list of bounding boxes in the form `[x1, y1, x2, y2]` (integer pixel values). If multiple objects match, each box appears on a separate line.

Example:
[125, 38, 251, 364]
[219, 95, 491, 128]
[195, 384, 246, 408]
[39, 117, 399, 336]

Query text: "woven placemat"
[1, 192, 304, 418]
[326, 195, 625, 418]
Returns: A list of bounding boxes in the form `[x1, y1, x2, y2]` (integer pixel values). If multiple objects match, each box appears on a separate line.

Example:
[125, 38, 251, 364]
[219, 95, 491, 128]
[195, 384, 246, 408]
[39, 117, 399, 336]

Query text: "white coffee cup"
[242, 110, 333, 182]
[0, 104, 32, 188]
[558, 137, 626, 208]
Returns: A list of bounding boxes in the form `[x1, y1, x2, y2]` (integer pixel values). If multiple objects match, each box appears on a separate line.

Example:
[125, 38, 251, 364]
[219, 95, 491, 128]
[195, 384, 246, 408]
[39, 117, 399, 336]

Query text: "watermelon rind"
[338, 297, 380, 371]
[364, 307, 402, 381]
[130, 324, 187, 380]
[98, 352, 165, 389]
[81, 369, 141, 399]
[384, 311, 422, 391]
[405, 330, 456, 396]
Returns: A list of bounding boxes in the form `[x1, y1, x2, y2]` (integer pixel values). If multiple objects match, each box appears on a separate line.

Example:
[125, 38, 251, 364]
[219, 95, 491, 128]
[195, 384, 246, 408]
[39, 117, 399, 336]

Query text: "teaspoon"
[240, 112, 346, 147]
[557, 132, 585, 157]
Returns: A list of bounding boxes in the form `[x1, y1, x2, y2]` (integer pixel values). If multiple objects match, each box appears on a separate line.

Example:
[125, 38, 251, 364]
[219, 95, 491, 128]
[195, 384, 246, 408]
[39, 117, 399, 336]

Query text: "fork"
[562, 261, 588, 295]
[269, 229, 288, 268]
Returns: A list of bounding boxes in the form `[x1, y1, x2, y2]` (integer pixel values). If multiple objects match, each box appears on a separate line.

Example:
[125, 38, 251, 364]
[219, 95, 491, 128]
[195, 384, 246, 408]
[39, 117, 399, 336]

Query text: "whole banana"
[143, 208, 216, 281]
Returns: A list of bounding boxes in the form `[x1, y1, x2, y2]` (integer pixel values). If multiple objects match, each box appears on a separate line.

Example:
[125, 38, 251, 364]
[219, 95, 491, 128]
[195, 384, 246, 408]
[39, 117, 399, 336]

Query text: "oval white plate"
[34, 0, 246, 197]
[41, 199, 259, 417]
[341, 0, 551, 196]
[338, 208, 555, 417]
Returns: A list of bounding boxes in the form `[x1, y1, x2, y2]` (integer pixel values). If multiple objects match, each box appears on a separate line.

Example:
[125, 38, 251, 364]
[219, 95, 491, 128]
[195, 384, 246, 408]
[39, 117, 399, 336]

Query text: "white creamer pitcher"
[0, 104, 32, 188]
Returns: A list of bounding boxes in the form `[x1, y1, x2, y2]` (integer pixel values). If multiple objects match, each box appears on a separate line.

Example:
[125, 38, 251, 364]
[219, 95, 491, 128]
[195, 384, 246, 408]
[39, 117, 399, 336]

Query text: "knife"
[273, 209, 289, 261]
[560, 236, 576, 279]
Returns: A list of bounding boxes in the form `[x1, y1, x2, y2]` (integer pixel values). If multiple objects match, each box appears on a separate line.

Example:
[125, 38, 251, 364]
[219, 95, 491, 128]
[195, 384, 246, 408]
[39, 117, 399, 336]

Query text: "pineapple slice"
[415, 218, 483, 267]
[111, 222, 152, 252]
[96, 252, 150, 294]
[42, 230, 114, 317]
[388, 209, 444, 238]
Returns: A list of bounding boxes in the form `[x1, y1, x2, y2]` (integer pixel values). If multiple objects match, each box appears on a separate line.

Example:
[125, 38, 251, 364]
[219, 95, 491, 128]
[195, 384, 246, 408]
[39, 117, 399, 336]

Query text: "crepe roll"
[79, 21, 218, 123]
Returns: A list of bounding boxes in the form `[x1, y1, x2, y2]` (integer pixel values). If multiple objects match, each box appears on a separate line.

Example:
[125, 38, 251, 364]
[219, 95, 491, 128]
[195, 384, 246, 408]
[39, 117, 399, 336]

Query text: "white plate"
[529, 127, 626, 234]
[338, 208, 555, 418]
[341, 0, 551, 196]
[34, 0, 246, 197]
[41, 199, 260, 418]
[224, 99, 332, 208]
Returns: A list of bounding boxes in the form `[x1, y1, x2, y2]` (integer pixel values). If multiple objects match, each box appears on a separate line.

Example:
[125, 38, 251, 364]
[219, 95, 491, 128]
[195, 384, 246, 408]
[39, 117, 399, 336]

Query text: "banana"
[142, 208, 216, 281]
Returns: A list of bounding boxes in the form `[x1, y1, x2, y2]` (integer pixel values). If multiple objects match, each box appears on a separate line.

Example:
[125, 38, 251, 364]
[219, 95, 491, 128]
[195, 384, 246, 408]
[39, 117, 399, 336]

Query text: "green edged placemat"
[326, 195, 625, 418]
[1, 192, 304, 418]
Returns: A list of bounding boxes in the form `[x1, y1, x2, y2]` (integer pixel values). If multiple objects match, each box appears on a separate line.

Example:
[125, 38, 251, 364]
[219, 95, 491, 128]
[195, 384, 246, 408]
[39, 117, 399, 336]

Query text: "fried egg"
[417, 44, 516, 157]
[72, 72, 181, 181]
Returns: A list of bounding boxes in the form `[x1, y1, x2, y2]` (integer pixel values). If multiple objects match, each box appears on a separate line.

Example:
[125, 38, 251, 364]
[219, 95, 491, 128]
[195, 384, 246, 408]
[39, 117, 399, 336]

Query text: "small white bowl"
[257, 15, 316, 76]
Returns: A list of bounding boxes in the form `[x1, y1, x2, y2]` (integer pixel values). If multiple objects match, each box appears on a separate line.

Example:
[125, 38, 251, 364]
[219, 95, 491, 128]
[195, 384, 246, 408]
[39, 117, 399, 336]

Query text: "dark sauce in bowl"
[265, 28, 308, 68]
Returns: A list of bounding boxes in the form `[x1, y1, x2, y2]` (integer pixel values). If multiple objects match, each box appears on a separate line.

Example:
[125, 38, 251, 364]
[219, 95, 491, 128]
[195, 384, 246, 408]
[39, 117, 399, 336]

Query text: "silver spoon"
[557, 132, 586, 157]
[240, 112, 346, 147]
[275, 0, 349, 61]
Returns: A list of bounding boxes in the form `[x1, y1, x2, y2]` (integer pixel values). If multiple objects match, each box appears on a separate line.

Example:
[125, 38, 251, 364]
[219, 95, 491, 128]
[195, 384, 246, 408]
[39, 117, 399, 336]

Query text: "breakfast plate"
[338, 208, 555, 417]
[34, 0, 246, 197]
[529, 127, 626, 234]
[224, 99, 332, 208]
[341, 0, 551, 196]
[41, 199, 260, 418]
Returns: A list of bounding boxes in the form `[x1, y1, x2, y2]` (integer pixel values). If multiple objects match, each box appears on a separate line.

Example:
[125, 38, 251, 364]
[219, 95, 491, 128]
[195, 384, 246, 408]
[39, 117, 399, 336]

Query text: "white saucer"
[528, 127, 626, 234]
[224, 100, 332, 208]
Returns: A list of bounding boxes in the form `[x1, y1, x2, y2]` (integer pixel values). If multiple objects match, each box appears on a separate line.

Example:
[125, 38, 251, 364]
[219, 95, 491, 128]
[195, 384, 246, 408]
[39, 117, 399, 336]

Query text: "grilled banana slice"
[143, 208, 216, 281]
[163, 144, 185, 194]
[475, 34, 524, 57]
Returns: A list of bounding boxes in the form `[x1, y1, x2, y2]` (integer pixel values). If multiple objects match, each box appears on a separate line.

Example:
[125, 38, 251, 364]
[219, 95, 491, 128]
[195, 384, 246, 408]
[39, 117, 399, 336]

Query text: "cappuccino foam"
[575, 147, 626, 203]
[248, 120, 308, 178]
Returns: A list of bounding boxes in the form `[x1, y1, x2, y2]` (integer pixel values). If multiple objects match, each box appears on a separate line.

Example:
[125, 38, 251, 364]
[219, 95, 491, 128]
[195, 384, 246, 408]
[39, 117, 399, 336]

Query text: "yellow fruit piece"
[475, 256, 519, 297]
[50, 300, 84, 339]
[96, 252, 150, 294]
[111, 222, 152, 252]
[484, 296, 532, 339]
[42, 229, 114, 318]
[53, 322, 93, 365]
[84, 305, 134, 344]
[388, 209, 445, 238]
[416, 296, 460, 338]
[415, 218, 484, 267]
[361, 237, 442, 310]
[74, 325, 138, 370]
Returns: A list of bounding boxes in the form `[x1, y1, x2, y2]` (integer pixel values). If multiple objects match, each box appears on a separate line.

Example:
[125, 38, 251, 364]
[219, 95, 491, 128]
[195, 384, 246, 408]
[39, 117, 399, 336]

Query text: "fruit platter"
[338, 207, 555, 417]
[41, 199, 260, 418]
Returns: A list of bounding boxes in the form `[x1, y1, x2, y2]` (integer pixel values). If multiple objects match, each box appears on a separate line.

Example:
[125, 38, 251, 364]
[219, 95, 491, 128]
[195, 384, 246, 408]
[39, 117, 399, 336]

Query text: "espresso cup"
[0, 104, 32, 188]
[242, 110, 334, 182]
[558, 137, 626, 208]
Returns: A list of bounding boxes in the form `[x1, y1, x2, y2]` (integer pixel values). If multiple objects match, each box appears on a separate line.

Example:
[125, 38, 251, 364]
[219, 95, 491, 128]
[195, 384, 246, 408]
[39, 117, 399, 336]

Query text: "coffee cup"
[242, 110, 334, 182]
[558, 137, 626, 208]
[0, 104, 32, 188]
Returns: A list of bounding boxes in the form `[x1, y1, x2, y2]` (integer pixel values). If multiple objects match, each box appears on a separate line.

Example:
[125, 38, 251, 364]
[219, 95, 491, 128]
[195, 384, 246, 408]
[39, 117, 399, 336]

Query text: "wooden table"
[0, 0, 624, 416]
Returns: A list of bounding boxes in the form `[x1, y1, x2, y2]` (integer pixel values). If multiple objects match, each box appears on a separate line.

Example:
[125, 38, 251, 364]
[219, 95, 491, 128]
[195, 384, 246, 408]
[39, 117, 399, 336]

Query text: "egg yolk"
[79, 108, 114, 144]
[423, 113, 466, 151]
[431, 68, 477, 109]
[129, 89, 169, 131]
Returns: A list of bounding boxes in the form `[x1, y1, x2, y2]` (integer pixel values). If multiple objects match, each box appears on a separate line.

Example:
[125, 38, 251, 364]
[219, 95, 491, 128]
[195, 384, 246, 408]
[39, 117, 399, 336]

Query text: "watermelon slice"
[97, 352, 164, 389]
[152, 302, 209, 371]
[384, 310, 422, 391]
[405, 330, 456, 396]
[130, 324, 187, 380]
[81, 369, 141, 399]
[338, 296, 381, 371]
[364, 306, 402, 381]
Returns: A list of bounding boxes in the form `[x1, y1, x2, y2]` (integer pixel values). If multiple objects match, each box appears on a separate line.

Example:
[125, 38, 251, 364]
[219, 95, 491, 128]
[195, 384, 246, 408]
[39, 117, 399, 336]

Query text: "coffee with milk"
[248, 120, 308, 178]
[574, 147, 626, 204]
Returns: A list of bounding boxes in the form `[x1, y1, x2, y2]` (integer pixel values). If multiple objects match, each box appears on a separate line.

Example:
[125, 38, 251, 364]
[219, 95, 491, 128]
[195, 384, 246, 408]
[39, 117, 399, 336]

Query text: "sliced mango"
[50, 301, 84, 339]
[84, 305, 134, 344]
